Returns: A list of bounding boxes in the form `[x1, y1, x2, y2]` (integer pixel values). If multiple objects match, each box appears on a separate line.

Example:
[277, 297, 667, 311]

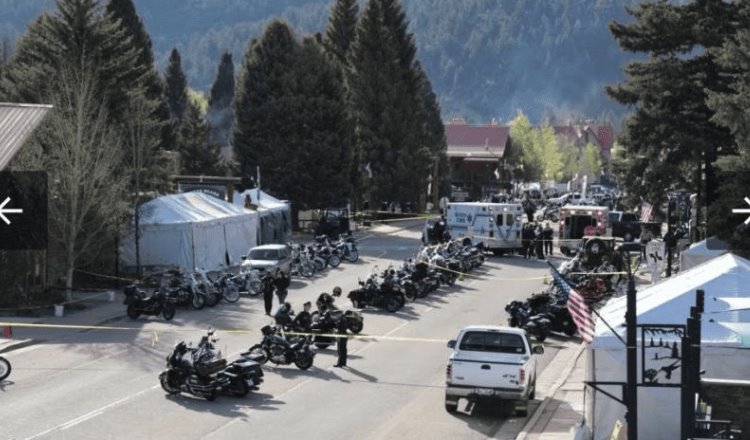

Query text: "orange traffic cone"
[2, 325, 12, 338]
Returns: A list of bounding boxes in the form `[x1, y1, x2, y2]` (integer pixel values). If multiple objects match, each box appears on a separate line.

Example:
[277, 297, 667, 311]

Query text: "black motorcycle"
[124, 284, 177, 321]
[159, 329, 264, 401]
[307, 308, 364, 349]
[335, 233, 359, 263]
[244, 325, 315, 370]
[0, 355, 10, 381]
[348, 274, 405, 313]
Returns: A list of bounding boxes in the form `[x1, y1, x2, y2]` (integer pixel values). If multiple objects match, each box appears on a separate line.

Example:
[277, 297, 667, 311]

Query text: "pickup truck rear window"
[459, 331, 526, 354]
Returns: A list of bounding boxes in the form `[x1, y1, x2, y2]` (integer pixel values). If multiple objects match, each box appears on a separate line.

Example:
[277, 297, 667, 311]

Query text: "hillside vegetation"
[0, 0, 640, 122]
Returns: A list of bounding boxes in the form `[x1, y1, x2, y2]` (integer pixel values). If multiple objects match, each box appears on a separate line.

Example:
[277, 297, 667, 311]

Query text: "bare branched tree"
[44, 63, 129, 301]
[122, 92, 162, 277]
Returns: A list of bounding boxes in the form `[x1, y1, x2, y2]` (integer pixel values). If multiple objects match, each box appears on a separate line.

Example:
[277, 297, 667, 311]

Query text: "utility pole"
[626, 265, 638, 440]
[619, 242, 641, 440]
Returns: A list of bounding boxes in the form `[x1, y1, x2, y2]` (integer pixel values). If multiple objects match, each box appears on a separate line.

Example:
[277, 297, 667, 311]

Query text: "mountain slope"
[0, 0, 640, 123]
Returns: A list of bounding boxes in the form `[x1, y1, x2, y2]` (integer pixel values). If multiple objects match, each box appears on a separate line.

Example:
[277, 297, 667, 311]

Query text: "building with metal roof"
[0, 103, 53, 170]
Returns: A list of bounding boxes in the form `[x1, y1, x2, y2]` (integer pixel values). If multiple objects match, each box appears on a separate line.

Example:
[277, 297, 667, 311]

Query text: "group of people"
[270, 286, 350, 368]
[521, 222, 554, 259]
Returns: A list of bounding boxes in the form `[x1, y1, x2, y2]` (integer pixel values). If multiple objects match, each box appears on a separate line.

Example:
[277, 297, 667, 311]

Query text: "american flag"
[640, 201, 653, 223]
[548, 263, 595, 343]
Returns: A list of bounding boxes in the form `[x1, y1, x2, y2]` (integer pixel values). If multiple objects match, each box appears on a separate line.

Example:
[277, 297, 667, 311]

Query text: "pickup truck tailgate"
[449, 331, 528, 389]
[451, 352, 524, 389]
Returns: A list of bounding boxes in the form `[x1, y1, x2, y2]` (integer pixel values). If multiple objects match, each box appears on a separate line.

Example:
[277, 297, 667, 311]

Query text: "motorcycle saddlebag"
[196, 358, 227, 376]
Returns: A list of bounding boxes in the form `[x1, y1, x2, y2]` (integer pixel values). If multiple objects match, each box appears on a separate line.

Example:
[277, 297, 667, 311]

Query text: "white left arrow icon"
[732, 197, 750, 225]
[0, 196, 23, 225]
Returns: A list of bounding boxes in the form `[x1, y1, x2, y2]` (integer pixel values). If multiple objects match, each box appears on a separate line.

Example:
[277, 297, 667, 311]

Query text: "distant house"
[553, 123, 614, 162]
[445, 118, 509, 201]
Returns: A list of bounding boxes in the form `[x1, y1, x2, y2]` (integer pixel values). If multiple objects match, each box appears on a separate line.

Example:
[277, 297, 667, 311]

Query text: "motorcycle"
[194, 269, 220, 307]
[209, 271, 241, 303]
[162, 269, 207, 309]
[159, 328, 264, 401]
[335, 233, 359, 263]
[244, 325, 315, 370]
[123, 284, 177, 321]
[0, 355, 10, 381]
[308, 307, 364, 349]
[348, 270, 405, 313]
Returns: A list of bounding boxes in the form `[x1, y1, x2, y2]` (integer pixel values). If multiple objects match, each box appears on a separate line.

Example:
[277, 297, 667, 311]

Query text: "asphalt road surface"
[0, 225, 563, 440]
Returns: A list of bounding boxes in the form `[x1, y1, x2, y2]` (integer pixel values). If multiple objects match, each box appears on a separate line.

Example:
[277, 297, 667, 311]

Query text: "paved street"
[0, 225, 568, 440]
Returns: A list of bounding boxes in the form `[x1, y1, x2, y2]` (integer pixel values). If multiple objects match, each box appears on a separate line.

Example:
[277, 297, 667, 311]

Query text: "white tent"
[233, 188, 291, 245]
[586, 253, 750, 439]
[679, 236, 728, 271]
[119, 192, 258, 272]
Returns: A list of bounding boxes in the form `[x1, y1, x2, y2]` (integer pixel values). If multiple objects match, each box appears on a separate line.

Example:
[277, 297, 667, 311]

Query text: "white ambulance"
[445, 202, 524, 255]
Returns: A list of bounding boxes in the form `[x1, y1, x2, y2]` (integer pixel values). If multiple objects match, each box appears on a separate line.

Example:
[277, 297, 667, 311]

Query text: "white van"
[445, 202, 523, 255]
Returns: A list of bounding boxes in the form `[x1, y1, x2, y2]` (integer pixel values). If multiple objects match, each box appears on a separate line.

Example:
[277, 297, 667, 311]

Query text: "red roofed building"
[553, 123, 614, 162]
[445, 118, 509, 200]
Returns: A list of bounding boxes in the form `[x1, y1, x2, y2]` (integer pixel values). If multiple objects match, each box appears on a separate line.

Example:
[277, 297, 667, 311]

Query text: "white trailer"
[445, 202, 524, 255]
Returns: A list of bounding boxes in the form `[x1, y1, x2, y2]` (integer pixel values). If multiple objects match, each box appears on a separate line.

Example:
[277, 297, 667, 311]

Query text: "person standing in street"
[273, 269, 290, 304]
[334, 316, 349, 368]
[261, 272, 275, 316]
[534, 223, 544, 259]
[543, 222, 553, 256]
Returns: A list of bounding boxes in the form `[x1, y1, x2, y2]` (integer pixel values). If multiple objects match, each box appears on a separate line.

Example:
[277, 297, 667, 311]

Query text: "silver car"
[241, 244, 292, 275]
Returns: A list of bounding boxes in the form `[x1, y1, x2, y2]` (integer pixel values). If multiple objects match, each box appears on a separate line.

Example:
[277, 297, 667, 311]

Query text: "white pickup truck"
[445, 326, 543, 416]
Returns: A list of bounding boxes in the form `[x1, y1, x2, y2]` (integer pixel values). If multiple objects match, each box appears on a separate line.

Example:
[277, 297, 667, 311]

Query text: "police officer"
[543, 222, 554, 256]
[334, 316, 349, 368]
[261, 271, 275, 316]
[293, 301, 313, 332]
[273, 269, 290, 304]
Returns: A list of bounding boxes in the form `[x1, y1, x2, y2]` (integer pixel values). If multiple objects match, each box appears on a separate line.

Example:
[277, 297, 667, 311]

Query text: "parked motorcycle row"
[288, 233, 359, 278]
[505, 253, 621, 342]
[345, 239, 486, 313]
[123, 267, 259, 321]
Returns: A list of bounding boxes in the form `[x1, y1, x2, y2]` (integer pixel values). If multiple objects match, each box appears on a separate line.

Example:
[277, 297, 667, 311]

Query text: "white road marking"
[24, 384, 159, 439]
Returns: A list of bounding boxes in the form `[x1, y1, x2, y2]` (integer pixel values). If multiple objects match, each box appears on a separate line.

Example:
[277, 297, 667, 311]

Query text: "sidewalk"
[514, 343, 587, 440]
[511, 275, 654, 440]
[0, 289, 125, 353]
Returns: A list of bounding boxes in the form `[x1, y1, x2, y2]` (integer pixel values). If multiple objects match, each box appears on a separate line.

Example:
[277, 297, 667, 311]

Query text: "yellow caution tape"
[0, 321, 450, 344]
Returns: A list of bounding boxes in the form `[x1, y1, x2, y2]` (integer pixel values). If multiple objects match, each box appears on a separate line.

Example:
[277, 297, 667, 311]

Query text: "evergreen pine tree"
[324, 0, 359, 66]
[704, 2, 750, 255]
[207, 51, 235, 148]
[178, 99, 224, 175]
[107, 0, 173, 155]
[0, 0, 144, 120]
[606, 0, 738, 216]
[234, 21, 299, 181]
[347, 0, 435, 209]
[165, 47, 188, 121]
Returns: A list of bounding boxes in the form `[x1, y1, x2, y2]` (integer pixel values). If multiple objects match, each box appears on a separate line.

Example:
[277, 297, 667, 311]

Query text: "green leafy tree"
[324, 0, 359, 66]
[207, 51, 235, 148]
[606, 0, 739, 216]
[165, 47, 188, 121]
[581, 143, 603, 182]
[177, 98, 224, 175]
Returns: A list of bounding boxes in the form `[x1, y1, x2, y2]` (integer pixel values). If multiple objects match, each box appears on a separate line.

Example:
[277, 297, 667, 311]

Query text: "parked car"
[241, 244, 292, 275]
[445, 326, 543, 417]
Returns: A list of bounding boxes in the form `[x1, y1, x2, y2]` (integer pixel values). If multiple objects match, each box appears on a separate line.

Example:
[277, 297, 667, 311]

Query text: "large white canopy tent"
[679, 236, 728, 271]
[233, 188, 291, 244]
[585, 253, 750, 439]
[119, 192, 258, 272]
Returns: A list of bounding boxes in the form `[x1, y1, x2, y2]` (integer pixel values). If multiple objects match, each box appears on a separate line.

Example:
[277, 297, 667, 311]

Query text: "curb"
[514, 343, 586, 440]
[0, 338, 36, 354]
